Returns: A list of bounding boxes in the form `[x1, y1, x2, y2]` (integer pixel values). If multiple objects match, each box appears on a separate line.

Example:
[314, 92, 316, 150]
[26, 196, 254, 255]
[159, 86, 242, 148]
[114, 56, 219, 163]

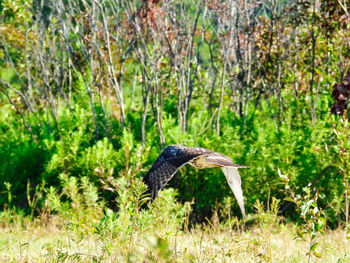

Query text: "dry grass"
[0, 216, 349, 263]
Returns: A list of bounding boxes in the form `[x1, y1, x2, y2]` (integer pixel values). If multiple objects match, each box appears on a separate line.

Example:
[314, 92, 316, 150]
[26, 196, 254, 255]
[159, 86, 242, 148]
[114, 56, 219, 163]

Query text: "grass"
[1, 215, 349, 262]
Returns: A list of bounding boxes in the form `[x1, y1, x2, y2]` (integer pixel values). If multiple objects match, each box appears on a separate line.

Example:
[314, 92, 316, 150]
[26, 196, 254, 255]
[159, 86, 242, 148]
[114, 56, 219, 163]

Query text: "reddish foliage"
[138, 0, 165, 31]
[331, 70, 350, 117]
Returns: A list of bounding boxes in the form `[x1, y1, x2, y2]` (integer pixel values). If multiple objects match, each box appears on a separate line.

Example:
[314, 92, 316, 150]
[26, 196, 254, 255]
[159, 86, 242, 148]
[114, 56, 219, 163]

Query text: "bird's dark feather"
[142, 145, 247, 220]
[143, 145, 242, 198]
[143, 145, 206, 198]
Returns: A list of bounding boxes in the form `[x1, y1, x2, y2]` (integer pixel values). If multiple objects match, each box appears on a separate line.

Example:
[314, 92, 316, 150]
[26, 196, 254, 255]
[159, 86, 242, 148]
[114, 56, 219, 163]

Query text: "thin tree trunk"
[183, 4, 202, 132]
[99, 3, 126, 129]
[309, 3, 317, 126]
[346, 178, 349, 225]
[38, 36, 60, 135]
[217, 59, 227, 136]
[1, 86, 38, 145]
[155, 72, 165, 148]
[142, 83, 151, 147]
[71, 64, 100, 140]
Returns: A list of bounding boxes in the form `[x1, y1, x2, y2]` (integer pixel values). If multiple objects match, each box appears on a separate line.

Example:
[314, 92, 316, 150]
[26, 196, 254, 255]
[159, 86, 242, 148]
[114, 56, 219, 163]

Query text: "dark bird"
[143, 145, 247, 220]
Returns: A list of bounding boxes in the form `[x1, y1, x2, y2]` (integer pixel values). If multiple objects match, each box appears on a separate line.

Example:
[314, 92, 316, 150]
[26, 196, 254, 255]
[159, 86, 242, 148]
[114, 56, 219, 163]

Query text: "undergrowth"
[0, 97, 345, 227]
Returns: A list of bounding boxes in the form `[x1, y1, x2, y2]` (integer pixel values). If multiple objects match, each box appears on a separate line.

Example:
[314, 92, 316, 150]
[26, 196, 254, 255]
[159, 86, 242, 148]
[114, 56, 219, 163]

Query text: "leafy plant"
[44, 173, 104, 235]
[333, 115, 350, 225]
[254, 196, 281, 260]
[280, 170, 326, 261]
[95, 174, 192, 261]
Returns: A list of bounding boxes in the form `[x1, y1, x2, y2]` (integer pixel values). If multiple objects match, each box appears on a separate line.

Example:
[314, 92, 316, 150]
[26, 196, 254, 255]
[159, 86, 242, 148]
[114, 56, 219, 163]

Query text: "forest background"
[0, 0, 350, 261]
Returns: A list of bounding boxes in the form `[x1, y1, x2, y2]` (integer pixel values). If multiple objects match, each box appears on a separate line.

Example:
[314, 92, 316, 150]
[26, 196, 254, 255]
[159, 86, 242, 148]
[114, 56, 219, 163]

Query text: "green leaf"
[301, 200, 314, 217]
[311, 232, 316, 240]
[318, 218, 325, 229]
[314, 222, 320, 231]
[310, 242, 318, 251]
[313, 251, 322, 258]
[284, 197, 295, 203]
[297, 229, 304, 238]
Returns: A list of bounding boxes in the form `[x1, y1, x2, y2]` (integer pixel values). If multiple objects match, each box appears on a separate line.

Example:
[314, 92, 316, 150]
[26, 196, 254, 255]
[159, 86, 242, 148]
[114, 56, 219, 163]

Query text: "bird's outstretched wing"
[142, 145, 210, 198]
[143, 145, 247, 220]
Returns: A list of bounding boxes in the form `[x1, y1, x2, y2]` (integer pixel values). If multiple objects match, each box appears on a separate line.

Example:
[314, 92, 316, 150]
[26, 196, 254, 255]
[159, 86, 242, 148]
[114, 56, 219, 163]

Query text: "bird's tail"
[221, 166, 246, 221]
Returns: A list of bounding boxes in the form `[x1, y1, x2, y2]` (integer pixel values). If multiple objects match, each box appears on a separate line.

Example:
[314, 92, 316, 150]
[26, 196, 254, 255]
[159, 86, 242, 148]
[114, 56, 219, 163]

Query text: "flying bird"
[142, 145, 247, 220]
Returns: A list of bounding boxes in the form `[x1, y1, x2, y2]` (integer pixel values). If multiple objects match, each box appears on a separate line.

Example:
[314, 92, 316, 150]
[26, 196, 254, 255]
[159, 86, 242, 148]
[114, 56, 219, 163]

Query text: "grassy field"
[1, 215, 349, 263]
[1, 1, 350, 262]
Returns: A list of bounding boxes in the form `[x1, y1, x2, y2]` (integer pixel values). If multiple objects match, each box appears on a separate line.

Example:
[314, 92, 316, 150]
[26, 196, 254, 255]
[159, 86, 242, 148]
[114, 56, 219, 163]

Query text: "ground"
[1, 216, 349, 262]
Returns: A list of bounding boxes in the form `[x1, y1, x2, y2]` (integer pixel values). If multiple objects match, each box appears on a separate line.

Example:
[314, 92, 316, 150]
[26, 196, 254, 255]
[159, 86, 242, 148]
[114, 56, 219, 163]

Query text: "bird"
[142, 145, 247, 220]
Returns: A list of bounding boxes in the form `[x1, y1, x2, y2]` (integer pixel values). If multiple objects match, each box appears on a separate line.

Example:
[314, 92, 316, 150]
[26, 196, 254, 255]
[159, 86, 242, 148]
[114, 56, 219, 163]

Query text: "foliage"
[280, 170, 326, 261]
[0, 0, 350, 233]
[253, 197, 281, 261]
[1, 206, 349, 262]
[332, 114, 350, 225]
[44, 173, 104, 235]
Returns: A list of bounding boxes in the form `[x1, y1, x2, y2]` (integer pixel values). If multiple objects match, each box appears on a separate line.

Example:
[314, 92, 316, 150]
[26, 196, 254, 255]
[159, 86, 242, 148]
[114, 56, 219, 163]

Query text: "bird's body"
[189, 155, 222, 168]
[143, 145, 247, 220]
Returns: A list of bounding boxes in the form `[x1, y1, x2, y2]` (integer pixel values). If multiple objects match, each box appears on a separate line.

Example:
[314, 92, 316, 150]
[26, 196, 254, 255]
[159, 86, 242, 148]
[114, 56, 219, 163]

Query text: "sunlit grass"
[1, 215, 349, 262]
